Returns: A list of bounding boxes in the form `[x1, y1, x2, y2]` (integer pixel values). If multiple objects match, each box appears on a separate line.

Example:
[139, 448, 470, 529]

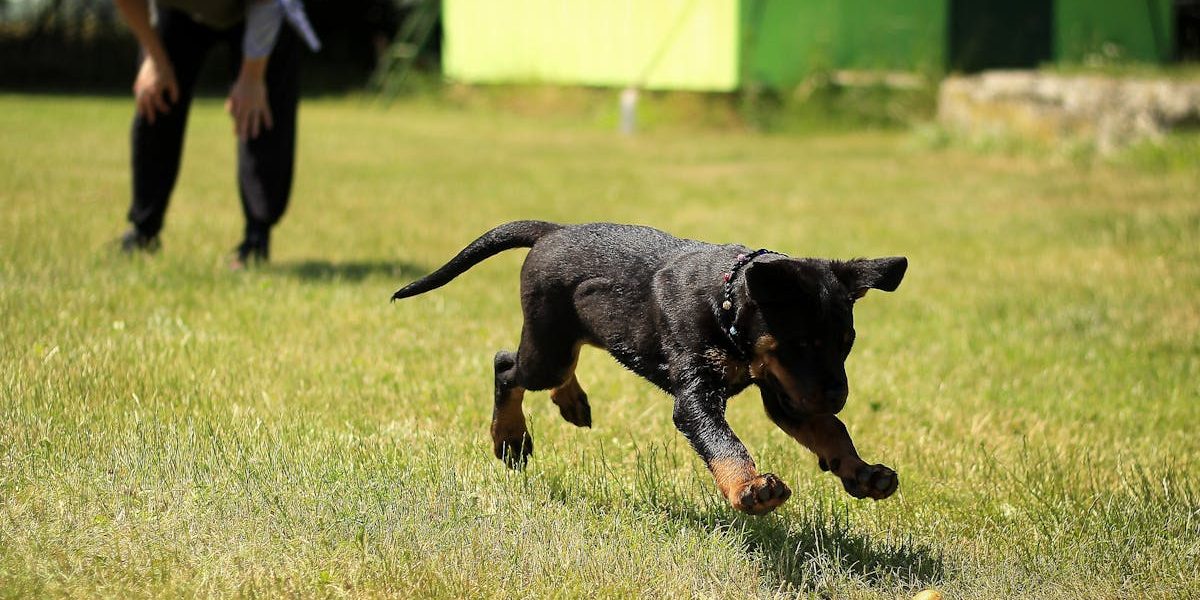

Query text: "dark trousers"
[129, 7, 300, 241]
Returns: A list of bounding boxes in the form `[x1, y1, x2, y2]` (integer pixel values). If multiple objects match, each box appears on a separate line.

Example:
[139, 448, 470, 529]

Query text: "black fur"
[393, 221, 908, 513]
[392, 220, 563, 299]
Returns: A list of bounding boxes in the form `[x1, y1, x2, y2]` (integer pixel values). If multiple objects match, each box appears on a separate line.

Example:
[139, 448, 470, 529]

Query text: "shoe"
[118, 229, 160, 254]
[230, 236, 269, 270]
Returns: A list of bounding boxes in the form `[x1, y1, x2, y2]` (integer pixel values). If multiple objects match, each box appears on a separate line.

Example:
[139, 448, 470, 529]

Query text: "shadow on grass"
[662, 499, 947, 592]
[272, 259, 428, 284]
[543, 444, 946, 593]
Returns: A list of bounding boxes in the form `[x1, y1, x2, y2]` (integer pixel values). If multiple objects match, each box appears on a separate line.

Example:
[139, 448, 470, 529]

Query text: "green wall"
[834, 1, 947, 71]
[744, 0, 1175, 86]
[1056, 0, 1174, 63]
[443, 0, 1177, 93]
[740, 0, 946, 89]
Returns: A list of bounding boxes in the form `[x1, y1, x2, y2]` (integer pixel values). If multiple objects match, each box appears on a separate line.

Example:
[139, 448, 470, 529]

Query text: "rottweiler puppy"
[393, 221, 907, 515]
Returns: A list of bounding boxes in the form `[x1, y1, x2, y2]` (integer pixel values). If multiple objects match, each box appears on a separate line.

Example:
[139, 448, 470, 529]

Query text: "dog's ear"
[746, 259, 821, 306]
[833, 257, 908, 299]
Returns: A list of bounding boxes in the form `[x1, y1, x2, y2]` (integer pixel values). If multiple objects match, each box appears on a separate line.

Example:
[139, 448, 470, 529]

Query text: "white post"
[619, 87, 639, 135]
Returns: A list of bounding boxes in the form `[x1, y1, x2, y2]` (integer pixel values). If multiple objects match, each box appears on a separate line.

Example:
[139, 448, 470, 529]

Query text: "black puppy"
[393, 221, 907, 515]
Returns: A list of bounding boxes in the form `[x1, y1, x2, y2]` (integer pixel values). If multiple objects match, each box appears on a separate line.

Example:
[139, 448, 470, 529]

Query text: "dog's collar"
[718, 248, 783, 358]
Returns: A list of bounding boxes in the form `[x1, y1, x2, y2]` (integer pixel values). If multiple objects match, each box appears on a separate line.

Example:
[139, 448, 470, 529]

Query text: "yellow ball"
[912, 591, 943, 600]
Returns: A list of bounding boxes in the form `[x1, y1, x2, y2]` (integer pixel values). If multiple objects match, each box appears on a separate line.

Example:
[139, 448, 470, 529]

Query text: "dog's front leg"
[761, 386, 898, 500]
[672, 386, 791, 515]
[795, 414, 898, 500]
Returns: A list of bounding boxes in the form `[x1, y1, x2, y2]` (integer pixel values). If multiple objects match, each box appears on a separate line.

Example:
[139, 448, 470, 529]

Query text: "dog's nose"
[825, 387, 848, 413]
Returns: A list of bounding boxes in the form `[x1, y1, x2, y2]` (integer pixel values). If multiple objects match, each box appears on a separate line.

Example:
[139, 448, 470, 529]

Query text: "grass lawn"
[1, 93, 1198, 598]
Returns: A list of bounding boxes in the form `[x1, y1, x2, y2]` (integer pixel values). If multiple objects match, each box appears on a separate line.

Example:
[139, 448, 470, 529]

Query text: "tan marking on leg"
[709, 457, 758, 502]
[549, 343, 590, 427]
[550, 342, 583, 410]
[550, 373, 585, 409]
[781, 414, 866, 479]
[778, 414, 896, 500]
[490, 386, 527, 456]
[710, 457, 792, 514]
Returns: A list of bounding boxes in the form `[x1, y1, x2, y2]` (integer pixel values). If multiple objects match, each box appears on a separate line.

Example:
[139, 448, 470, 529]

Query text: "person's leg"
[126, 8, 214, 245]
[232, 25, 301, 262]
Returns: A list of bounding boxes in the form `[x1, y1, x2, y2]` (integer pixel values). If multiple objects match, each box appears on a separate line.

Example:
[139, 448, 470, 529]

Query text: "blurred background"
[3, 3, 1199, 597]
[0, 0, 434, 91]
[3, 0, 1197, 138]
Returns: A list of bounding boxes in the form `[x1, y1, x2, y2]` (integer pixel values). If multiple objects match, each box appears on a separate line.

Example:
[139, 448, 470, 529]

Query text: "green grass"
[1, 93, 1198, 598]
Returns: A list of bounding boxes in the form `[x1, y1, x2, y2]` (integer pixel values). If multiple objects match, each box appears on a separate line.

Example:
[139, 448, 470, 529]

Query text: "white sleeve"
[242, 0, 284, 59]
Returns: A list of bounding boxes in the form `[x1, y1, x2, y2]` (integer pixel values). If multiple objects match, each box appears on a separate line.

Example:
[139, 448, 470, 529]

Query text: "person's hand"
[226, 73, 273, 141]
[133, 55, 179, 124]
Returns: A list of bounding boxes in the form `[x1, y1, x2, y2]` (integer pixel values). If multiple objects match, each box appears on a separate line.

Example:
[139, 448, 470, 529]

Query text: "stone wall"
[939, 71, 1200, 152]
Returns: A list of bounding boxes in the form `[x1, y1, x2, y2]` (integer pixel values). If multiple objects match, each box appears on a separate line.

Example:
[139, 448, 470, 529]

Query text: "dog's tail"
[391, 220, 563, 301]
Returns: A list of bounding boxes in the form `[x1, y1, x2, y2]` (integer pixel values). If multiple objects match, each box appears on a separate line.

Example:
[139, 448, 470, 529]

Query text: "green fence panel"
[741, 0, 945, 89]
[833, 0, 946, 72]
[740, 0, 838, 88]
[444, 0, 1174, 94]
[1056, 0, 1174, 63]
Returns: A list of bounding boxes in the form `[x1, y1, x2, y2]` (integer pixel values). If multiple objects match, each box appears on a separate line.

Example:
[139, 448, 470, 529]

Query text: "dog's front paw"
[493, 432, 533, 469]
[840, 463, 898, 500]
[730, 473, 792, 515]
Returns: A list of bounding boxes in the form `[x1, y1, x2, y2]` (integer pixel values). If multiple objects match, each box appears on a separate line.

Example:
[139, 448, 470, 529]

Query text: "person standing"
[114, 0, 319, 268]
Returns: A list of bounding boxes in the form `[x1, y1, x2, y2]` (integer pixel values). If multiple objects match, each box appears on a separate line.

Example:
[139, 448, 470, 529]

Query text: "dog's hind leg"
[491, 300, 588, 467]
[491, 350, 531, 468]
[549, 343, 591, 428]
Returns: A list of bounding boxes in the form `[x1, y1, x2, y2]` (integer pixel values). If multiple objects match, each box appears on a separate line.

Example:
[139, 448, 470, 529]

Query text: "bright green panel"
[834, 0, 945, 72]
[740, 0, 839, 88]
[1056, 0, 1173, 63]
[741, 0, 946, 90]
[443, 0, 739, 91]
